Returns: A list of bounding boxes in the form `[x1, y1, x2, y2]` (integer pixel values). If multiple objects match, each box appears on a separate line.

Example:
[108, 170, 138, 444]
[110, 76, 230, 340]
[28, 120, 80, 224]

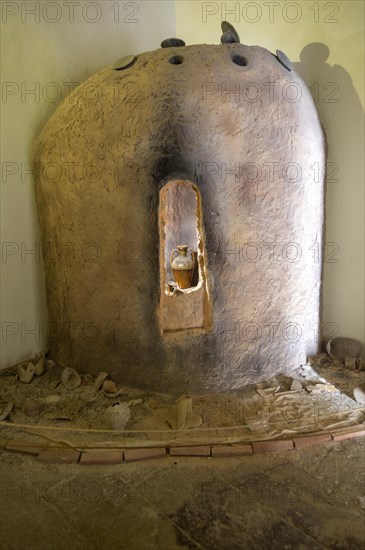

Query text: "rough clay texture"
[34, 44, 325, 394]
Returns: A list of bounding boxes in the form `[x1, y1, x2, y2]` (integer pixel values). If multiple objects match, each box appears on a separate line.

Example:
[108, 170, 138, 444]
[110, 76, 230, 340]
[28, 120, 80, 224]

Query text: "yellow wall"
[176, 0, 365, 350]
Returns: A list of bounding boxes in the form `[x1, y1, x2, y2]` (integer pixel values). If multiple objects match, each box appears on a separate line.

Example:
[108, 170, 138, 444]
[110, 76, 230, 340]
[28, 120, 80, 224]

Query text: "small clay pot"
[61, 367, 81, 390]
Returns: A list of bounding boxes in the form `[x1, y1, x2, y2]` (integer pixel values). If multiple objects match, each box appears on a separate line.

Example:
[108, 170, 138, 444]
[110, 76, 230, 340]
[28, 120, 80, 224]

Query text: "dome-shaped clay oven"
[34, 39, 325, 394]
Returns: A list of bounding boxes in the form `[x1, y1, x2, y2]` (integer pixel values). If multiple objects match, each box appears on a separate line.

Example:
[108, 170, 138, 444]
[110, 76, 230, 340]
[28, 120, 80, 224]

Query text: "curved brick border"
[2, 423, 364, 464]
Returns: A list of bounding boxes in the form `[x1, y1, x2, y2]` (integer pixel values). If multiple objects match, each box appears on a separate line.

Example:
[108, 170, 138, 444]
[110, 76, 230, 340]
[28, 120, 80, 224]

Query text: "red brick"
[293, 433, 331, 449]
[332, 426, 365, 441]
[124, 448, 166, 463]
[6, 440, 46, 455]
[211, 444, 253, 457]
[169, 446, 211, 457]
[38, 449, 80, 464]
[252, 440, 294, 453]
[80, 451, 123, 465]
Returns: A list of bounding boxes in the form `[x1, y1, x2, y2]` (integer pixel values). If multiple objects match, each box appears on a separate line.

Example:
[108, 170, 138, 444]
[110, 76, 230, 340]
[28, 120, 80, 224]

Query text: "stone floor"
[1, 437, 364, 549]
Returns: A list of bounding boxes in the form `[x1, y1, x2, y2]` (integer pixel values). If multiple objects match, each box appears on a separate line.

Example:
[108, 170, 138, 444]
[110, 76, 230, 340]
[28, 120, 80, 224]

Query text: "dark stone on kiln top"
[112, 55, 136, 70]
[221, 21, 240, 43]
[276, 49, 292, 71]
[221, 31, 237, 44]
[161, 38, 186, 48]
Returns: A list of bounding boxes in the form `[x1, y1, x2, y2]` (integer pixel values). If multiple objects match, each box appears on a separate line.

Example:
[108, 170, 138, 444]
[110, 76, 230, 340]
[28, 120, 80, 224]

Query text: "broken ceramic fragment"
[17, 362, 35, 383]
[0, 401, 13, 421]
[43, 395, 61, 404]
[0, 386, 14, 402]
[82, 373, 93, 384]
[257, 386, 280, 397]
[102, 379, 121, 397]
[94, 371, 109, 391]
[61, 367, 81, 390]
[126, 398, 143, 407]
[316, 353, 331, 367]
[353, 383, 365, 405]
[306, 383, 337, 393]
[344, 356, 357, 371]
[104, 402, 131, 430]
[167, 395, 203, 430]
[344, 357, 364, 371]
[45, 359, 56, 370]
[34, 354, 45, 376]
[290, 379, 302, 391]
[326, 337, 362, 361]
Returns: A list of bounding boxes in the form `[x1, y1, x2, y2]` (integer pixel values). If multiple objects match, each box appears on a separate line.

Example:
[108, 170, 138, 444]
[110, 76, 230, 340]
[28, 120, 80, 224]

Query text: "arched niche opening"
[158, 179, 212, 334]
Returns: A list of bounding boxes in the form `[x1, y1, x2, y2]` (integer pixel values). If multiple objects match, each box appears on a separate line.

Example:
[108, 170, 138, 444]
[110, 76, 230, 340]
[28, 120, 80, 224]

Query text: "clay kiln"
[34, 24, 325, 394]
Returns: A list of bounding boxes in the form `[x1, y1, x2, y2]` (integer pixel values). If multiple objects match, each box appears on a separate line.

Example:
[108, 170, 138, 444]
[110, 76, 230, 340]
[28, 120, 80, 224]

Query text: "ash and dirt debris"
[0, 354, 364, 445]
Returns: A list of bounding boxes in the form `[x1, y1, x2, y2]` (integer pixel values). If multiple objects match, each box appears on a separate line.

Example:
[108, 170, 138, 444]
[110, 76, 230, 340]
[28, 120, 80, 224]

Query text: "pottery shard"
[326, 337, 363, 361]
[82, 373, 93, 384]
[43, 395, 61, 404]
[61, 367, 81, 390]
[306, 383, 337, 393]
[45, 359, 56, 370]
[353, 383, 365, 406]
[316, 353, 331, 367]
[94, 371, 109, 391]
[290, 379, 303, 391]
[103, 379, 121, 397]
[0, 387, 14, 403]
[34, 354, 45, 376]
[17, 362, 35, 383]
[344, 357, 364, 371]
[0, 402, 14, 421]
[167, 396, 202, 430]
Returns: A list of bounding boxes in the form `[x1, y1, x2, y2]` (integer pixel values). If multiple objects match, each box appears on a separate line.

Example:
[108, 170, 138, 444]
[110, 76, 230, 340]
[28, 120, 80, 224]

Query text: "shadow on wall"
[293, 43, 364, 343]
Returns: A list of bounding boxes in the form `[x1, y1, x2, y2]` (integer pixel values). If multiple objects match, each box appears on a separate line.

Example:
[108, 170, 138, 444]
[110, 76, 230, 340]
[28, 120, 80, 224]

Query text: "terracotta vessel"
[170, 245, 195, 289]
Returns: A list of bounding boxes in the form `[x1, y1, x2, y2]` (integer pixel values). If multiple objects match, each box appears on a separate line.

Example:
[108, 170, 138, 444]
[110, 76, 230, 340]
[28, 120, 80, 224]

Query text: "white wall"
[0, 0, 175, 367]
[1, 0, 364, 367]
